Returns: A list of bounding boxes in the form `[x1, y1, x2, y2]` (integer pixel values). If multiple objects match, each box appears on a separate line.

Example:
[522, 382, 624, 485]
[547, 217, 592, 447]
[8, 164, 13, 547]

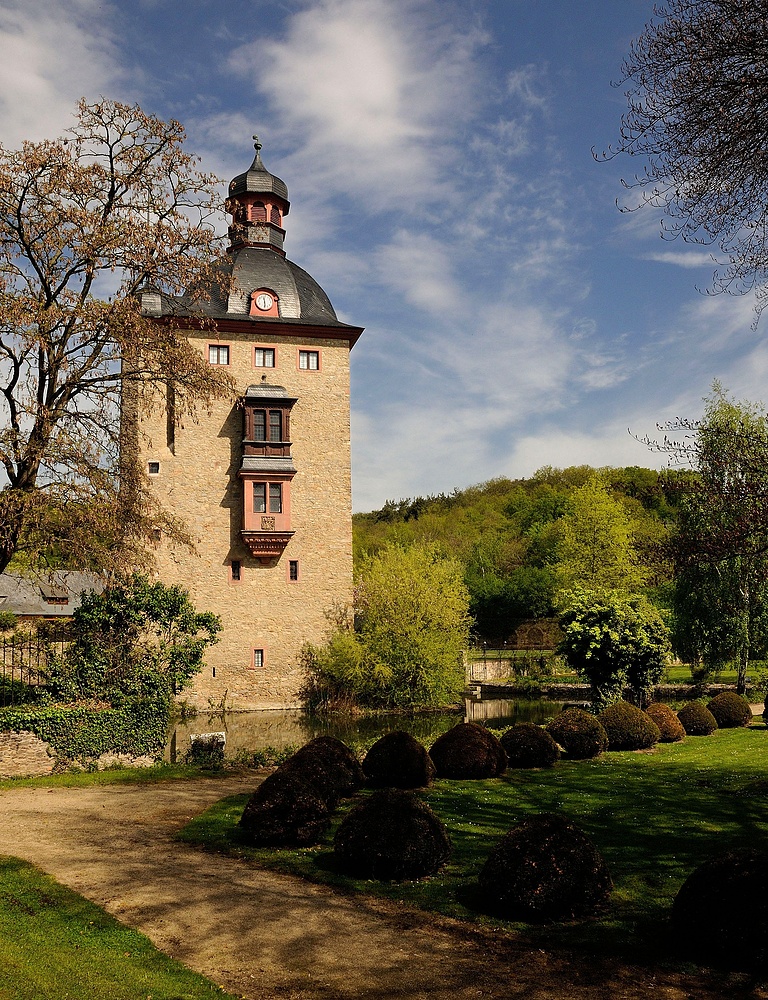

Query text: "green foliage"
[645, 702, 686, 743]
[302, 543, 470, 710]
[556, 474, 646, 594]
[47, 573, 221, 706]
[354, 466, 675, 646]
[499, 723, 560, 768]
[0, 703, 166, 763]
[184, 735, 226, 769]
[677, 701, 718, 736]
[0, 610, 18, 631]
[706, 691, 752, 728]
[546, 708, 608, 760]
[558, 589, 671, 710]
[670, 386, 768, 693]
[598, 701, 660, 751]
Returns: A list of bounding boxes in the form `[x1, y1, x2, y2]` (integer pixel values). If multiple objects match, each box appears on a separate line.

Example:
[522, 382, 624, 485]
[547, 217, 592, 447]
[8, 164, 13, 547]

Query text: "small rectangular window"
[231, 560, 241, 581]
[254, 348, 275, 368]
[269, 410, 282, 442]
[253, 648, 264, 669]
[253, 410, 266, 441]
[208, 344, 230, 365]
[269, 483, 282, 514]
[253, 483, 266, 513]
[299, 350, 319, 370]
[148, 461, 160, 475]
[289, 560, 299, 582]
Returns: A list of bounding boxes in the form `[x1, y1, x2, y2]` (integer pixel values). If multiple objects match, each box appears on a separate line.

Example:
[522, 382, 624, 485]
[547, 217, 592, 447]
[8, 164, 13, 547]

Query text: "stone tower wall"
[140, 328, 353, 710]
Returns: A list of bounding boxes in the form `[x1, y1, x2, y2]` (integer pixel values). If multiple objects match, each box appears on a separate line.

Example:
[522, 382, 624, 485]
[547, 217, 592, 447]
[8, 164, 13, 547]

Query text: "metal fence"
[0, 626, 71, 707]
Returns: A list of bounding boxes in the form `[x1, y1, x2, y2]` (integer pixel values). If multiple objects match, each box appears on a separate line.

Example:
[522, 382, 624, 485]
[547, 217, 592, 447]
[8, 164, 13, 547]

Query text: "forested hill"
[353, 465, 686, 646]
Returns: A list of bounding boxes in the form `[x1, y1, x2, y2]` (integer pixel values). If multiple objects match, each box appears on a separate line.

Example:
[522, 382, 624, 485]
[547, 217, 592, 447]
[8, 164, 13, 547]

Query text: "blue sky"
[1, 0, 764, 511]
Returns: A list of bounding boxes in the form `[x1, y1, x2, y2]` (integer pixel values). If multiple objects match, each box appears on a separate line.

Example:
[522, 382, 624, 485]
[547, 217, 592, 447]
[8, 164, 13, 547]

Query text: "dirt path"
[0, 775, 762, 1000]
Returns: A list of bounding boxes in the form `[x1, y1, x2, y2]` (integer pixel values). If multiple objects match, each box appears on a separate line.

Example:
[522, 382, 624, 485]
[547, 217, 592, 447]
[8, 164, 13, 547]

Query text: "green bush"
[672, 848, 768, 970]
[301, 543, 470, 710]
[429, 723, 507, 779]
[333, 788, 452, 881]
[706, 691, 753, 728]
[677, 701, 718, 736]
[362, 731, 436, 789]
[546, 708, 608, 760]
[500, 724, 560, 768]
[184, 735, 225, 769]
[645, 702, 686, 742]
[0, 610, 18, 631]
[477, 813, 612, 921]
[598, 701, 660, 751]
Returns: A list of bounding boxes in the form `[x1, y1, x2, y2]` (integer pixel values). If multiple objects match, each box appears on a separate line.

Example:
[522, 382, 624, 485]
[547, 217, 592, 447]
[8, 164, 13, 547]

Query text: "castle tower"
[139, 139, 363, 710]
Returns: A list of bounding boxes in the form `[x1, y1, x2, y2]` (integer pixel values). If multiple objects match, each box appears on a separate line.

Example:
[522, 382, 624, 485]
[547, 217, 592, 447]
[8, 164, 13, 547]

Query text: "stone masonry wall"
[140, 329, 354, 710]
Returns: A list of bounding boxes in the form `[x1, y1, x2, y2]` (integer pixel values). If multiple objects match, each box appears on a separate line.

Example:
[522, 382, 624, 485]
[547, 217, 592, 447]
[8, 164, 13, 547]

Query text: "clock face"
[255, 292, 274, 311]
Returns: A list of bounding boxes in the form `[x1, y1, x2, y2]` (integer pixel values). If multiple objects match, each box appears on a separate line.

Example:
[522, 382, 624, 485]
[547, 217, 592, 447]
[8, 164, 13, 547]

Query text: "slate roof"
[0, 572, 100, 618]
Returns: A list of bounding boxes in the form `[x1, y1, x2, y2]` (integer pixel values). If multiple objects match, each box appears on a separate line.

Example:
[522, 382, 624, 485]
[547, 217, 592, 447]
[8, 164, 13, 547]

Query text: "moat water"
[165, 696, 569, 762]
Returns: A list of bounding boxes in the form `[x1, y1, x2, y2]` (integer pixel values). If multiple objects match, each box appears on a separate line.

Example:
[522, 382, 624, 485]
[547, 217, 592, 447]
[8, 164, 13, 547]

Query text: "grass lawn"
[0, 856, 240, 1000]
[0, 762, 237, 792]
[178, 723, 768, 967]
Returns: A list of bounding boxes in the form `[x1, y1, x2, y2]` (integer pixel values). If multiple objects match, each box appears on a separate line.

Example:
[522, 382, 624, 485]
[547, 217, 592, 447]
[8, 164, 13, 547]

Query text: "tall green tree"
[301, 542, 471, 710]
[556, 475, 645, 595]
[668, 387, 768, 692]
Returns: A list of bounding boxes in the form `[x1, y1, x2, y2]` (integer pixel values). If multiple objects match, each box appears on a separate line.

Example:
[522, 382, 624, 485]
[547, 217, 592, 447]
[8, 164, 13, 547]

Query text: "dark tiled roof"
[0, 572, 100, 618]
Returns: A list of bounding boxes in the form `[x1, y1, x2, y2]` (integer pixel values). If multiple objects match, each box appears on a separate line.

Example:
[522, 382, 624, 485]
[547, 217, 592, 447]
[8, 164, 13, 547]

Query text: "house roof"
[0, 572, 100, 618]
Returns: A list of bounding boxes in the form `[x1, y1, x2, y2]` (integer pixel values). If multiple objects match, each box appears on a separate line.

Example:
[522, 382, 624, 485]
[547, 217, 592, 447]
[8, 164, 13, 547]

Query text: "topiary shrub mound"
[546, 708, 608, 760]
[598, 701, 660, 751]
[239, 768, 331, 846]
[428, 723, 507, 779]
[477, 813, 612, 921]
[500, 723, 560, 768]
[238, 736, 363, 846]
[672, 848, 768, 970]
[707, 691, 753, 728]
[645, 703, 686, 743]
[362, 731, 436, 788]
[677, 701, 718, 736]
[333, 788, 452, 880]
[285, 736, 365, 806]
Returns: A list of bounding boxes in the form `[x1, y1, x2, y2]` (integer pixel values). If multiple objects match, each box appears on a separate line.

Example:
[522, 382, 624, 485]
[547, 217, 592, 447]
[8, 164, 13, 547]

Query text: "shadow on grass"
[178, 727, 768, 974]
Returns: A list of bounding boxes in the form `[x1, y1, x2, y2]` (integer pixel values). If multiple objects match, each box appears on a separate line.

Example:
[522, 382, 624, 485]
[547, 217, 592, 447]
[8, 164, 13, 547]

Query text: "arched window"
[270, 205, 281, 226]
[249, 202, 267, 222]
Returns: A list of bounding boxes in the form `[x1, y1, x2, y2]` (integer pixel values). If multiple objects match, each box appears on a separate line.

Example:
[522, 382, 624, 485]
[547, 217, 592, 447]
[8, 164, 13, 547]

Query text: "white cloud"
[229, 0, 488, 212]
[0, 0, 124, 145]
[644, 250, 718, 269]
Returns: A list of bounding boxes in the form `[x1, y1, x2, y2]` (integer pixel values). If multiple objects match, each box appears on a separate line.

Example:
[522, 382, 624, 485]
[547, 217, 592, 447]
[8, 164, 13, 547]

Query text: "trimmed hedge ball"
[286, 736, 365, 805]
[500, 723, 560, 768]
[707, 691, 753, 728]
[477, 813, 612, 921]
[672, 848, 768, 969]
[645, 703, 686, 743]
[546, 708, 608, 760]
[239, 768, 331, 846]
[333, 788, 452, 880]
[598, 701, 660, 751]
[429, 723, 507, 779]
[362, 730, 436, 789]
[677, 701, 718, 736]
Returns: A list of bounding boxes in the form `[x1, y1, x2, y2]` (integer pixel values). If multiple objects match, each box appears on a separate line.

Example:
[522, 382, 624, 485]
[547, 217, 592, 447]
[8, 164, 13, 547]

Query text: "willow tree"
[0, 99, 233, 575]
[604, 0, 768, 318]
